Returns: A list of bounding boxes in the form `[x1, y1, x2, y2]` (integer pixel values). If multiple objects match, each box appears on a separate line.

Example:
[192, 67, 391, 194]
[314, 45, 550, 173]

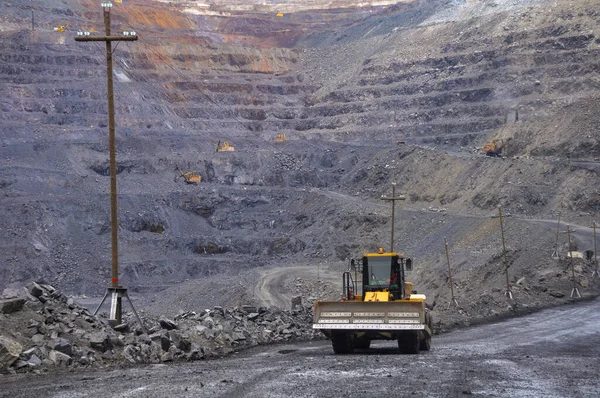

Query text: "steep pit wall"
[298, 0, 600, 154]
[1, 0, 599, 303]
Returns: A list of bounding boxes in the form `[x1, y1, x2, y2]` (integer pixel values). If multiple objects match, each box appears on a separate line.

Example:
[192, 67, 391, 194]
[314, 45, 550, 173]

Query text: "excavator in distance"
[312, 186, 433, 354]
[174, 168, 201, 184]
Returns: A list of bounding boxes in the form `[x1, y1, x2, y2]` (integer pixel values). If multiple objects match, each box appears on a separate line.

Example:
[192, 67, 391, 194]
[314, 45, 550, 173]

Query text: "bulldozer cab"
[363, 254, 401, 290]
[347, 250, 412, 301]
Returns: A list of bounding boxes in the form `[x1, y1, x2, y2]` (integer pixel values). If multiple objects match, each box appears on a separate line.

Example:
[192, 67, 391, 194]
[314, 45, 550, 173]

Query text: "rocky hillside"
[0, 0, 599, 325]
[0, 281, 316, 373]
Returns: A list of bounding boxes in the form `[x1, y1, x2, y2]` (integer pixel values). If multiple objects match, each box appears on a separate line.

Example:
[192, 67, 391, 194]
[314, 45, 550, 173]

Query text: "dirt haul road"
[253, 265, 342, 309]
[2, 299, 599, 397]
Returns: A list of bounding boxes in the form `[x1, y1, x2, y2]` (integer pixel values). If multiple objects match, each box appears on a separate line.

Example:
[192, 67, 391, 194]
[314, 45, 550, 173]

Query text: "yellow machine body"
[175, 168, 201, 184]
[312, 249, 432, 354]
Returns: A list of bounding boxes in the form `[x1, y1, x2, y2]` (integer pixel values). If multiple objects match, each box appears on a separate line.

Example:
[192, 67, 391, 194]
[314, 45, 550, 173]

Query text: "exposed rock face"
[48, 337, 73, 356]
[0, 298, 25, 314]
[0, 337, 23, 370]
[89, 332, 113, 353]
[48, 350, 72, 367]
[0, 282, 319, 374]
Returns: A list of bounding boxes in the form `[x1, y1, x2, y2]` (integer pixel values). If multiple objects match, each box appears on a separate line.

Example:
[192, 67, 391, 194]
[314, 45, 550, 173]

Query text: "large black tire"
[398, 332, 420, 354]
[354, 337, 371, 350]
[419, 334, 431, 351]
[420, 313, 433, 351]
[331, 332, 354, 354]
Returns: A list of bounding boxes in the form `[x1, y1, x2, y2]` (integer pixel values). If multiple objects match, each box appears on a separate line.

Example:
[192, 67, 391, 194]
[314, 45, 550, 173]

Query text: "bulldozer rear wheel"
[331, 332, 354, 354]
[398, 332, 419, 354]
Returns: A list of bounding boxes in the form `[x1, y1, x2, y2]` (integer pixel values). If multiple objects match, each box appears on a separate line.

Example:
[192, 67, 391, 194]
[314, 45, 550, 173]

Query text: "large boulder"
[242, 305, 257, 314]
[0, 298, 26, 314]
[291, 295, 303, 309]
[28, 282, 44, 298]
[31, 334, 45, 345]
[27, 354, 42, 368]
[169, 331, 191, 352]
[202, 316, 215, 328]
[48, 337, 72, 356]
[49, 350, 72, 367]
[159, 318, 178, 330]
[122, 345, 138, 364]
[89, 332, 112, 352]
[0, 336, 23, 370]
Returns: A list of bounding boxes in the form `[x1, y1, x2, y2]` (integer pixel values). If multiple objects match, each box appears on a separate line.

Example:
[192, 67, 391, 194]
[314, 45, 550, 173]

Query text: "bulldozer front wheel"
[419, 334, 431, 351]
[331, 332, 354, 354]
[398, 332, 419, 354]
[354, 337, 371, 350]
[420, 313, 432, 351]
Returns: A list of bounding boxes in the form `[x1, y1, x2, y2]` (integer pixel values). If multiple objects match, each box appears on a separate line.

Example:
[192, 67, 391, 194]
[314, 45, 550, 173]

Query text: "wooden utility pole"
[562, 226, 581, 298]
[74, 2, 144, 330]
[444, 238, 459, 309]
[552, 210, 561, 259]
[380, 183, 406, 253]
[492, 206, 513, 299]
[592, 221, 598, 277]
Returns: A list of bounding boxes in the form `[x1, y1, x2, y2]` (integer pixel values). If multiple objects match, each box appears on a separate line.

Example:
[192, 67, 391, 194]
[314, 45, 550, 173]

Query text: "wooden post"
[492, 206, 513, 299]
[444, 238, 459, 308]
[563, 226, 581, 298]
[380, 183, 406, 253]
[593, 221, 598, 277]
[75, 2, 138, 325]
[552, 210, 561, 258]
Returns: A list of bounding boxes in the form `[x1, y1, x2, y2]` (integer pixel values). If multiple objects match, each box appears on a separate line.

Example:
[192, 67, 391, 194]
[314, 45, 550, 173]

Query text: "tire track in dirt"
[252, 265, 341, 309]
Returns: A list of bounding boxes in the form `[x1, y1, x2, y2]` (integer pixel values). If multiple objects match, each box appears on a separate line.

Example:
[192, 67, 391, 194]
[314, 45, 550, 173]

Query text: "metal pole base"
[570, 287, 582, 298]
[93, 290, 110, 316]
[592, 270, 599, 278]
[551, 250, 559, 259]
[93, 286, 147, 334]
[505, 288, 514, 300]
[108, 287, 123, 326]
[447, 297, 459, 310]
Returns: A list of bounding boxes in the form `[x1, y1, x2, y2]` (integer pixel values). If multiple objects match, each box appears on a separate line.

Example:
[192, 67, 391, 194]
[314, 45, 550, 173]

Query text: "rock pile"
[0, 283, 321, 374]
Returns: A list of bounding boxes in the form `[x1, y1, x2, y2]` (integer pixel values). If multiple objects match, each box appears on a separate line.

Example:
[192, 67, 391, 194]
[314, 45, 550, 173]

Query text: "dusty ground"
[2, 297, 599, 397]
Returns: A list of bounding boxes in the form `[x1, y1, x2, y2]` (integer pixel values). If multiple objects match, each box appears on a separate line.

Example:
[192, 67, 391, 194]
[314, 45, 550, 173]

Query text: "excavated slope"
[0, 0, 599, 311]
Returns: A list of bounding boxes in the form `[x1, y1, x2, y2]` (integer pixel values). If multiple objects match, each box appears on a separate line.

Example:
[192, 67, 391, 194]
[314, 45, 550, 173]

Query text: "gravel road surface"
[2, 299, 599, 397]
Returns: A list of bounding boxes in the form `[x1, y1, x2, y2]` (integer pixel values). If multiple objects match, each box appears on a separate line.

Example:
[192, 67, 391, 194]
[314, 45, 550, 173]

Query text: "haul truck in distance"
[313, 250, 432, 354]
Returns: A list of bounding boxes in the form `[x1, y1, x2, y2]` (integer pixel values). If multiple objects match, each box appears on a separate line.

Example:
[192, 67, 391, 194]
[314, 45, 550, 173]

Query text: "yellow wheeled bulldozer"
[313, 249, 432, 354]
[313, 187, 432, 354]
[174, 168, 201, 184]
[275, 133, 286, 142]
